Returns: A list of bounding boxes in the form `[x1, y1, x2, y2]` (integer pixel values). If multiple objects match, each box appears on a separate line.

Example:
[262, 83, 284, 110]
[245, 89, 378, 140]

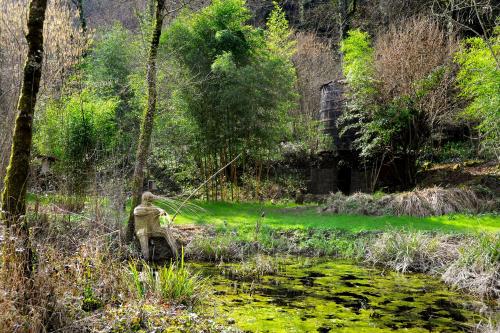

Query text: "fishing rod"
[171, 152, 242, 221]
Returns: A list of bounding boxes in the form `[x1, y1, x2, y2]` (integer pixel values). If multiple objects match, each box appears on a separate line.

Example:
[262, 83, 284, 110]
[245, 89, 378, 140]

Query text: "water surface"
[191, 258, 485, 332]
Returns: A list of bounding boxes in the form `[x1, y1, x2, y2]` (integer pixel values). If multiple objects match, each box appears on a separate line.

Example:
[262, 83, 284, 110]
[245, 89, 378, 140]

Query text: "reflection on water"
[191, 258, 486, 333]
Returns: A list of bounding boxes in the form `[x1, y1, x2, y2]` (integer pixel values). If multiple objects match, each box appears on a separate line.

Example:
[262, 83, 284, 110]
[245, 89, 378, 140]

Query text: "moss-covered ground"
[191, 258, 483, 332]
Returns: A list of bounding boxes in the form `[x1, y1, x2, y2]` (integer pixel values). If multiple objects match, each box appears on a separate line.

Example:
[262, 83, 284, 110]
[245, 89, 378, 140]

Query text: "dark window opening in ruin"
[337, 165, 351, 195]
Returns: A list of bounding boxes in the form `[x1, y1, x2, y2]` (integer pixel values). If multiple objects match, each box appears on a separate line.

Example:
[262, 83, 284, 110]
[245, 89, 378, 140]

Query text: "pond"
[191, 258, 486, 333]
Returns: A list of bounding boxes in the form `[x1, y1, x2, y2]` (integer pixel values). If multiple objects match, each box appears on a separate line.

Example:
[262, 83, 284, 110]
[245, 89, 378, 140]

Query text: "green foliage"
[339, 29, 387, 160]
[340, 29, 376, 107]
[163, 0, 297, 166]
[82, 285, 103, 312]
[340, 27, 454, 189]
[34, 90, 118, 191]
[455, 31, 500, 158]
[81, 257, 104, 311]
[82, 23, 144, 162]
[435, 141, 478, 162]
[127, 254, 209, 306]
[339, 29, 390, 184]
[34, 23, 145, 192]
[83, 23, 140, 97]
[266, 1, 296, 59]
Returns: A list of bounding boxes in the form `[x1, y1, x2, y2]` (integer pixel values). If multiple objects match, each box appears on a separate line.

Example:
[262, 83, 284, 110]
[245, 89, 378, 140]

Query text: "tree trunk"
[338, 0, 356, 39]
[72, 0, 87, 32]
[1, 0, 48, 227]
[1, 0, 48, 281]
[126, 0, 165, 242]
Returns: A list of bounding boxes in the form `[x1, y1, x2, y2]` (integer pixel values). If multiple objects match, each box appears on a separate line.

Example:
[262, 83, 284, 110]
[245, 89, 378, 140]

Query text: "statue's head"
[141, 191, 157, 205]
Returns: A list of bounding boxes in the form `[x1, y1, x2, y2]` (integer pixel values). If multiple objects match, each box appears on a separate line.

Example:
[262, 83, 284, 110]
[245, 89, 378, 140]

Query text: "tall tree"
[163, 0, 297, 200]
[1, 0, 48, 227]
[126, 0, 165, 242]
[1, 0, 48, 281]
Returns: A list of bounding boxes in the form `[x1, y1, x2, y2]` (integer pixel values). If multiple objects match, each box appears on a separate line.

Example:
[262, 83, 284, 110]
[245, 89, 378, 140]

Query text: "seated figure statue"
[134, 192, 178, 261]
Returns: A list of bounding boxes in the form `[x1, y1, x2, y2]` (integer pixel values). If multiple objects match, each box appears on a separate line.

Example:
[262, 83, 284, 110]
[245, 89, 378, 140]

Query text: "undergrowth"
[1, 195, 498, 332]
[186, 226, 500, 300]
[0, 205, 229, 332]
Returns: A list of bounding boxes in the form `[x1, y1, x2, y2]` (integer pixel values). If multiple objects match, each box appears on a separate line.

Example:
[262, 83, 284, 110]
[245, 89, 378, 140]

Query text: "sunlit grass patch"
[174, 200, 500, 234]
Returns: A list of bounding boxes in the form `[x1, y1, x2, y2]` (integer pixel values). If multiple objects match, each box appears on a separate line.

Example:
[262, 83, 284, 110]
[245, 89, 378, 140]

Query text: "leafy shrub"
[455, 30, 500, 160]
[340, 19, 458, 189]
[435, 141, 479, 162]
[34, 89, 118, 192]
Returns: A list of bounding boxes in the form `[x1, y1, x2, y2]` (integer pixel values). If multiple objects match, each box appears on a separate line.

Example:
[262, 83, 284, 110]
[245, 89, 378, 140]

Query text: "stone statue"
[134, 192, 178, 261]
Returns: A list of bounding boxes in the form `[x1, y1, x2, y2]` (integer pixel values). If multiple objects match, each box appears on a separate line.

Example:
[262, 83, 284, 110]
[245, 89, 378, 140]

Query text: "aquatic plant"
[195, 258, 486, 332]
[127, 250, 210, 306]
[225, 254, 284, 280]
[187, 225, 500, 300]
[186, 232, 250, 262]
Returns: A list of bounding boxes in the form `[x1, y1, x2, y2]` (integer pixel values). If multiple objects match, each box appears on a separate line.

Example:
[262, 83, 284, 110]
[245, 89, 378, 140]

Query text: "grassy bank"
[4, 196, 496, 332]
[170, 201, 500, 301]
[173, 201, 500, 233]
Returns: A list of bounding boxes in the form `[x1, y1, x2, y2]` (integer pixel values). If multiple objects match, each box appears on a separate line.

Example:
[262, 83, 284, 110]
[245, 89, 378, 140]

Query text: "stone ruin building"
[308, 80, 369, 195]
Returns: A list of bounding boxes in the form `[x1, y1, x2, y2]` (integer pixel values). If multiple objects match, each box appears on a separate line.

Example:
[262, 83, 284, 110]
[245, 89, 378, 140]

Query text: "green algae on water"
[191, 258, 487, 333]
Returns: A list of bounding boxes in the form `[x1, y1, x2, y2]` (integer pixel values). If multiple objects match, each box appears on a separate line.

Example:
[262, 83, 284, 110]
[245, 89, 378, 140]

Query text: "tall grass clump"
[323, 186, 494, 217]
[364, 230, 458, 273]
[322, 191, 394, 215]
[443, 233, 500, 299]
[185, 233, 249, 262]
[128, 251, 209, 307]
[364, 230, 499, 299]
[226, 254, 284, 280]
[393, 187, 485, 217]
[474, 319, 500, 333]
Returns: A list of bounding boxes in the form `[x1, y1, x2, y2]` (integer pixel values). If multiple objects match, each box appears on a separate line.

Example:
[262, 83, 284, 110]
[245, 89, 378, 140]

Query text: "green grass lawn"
[172, 201, 500, 234]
